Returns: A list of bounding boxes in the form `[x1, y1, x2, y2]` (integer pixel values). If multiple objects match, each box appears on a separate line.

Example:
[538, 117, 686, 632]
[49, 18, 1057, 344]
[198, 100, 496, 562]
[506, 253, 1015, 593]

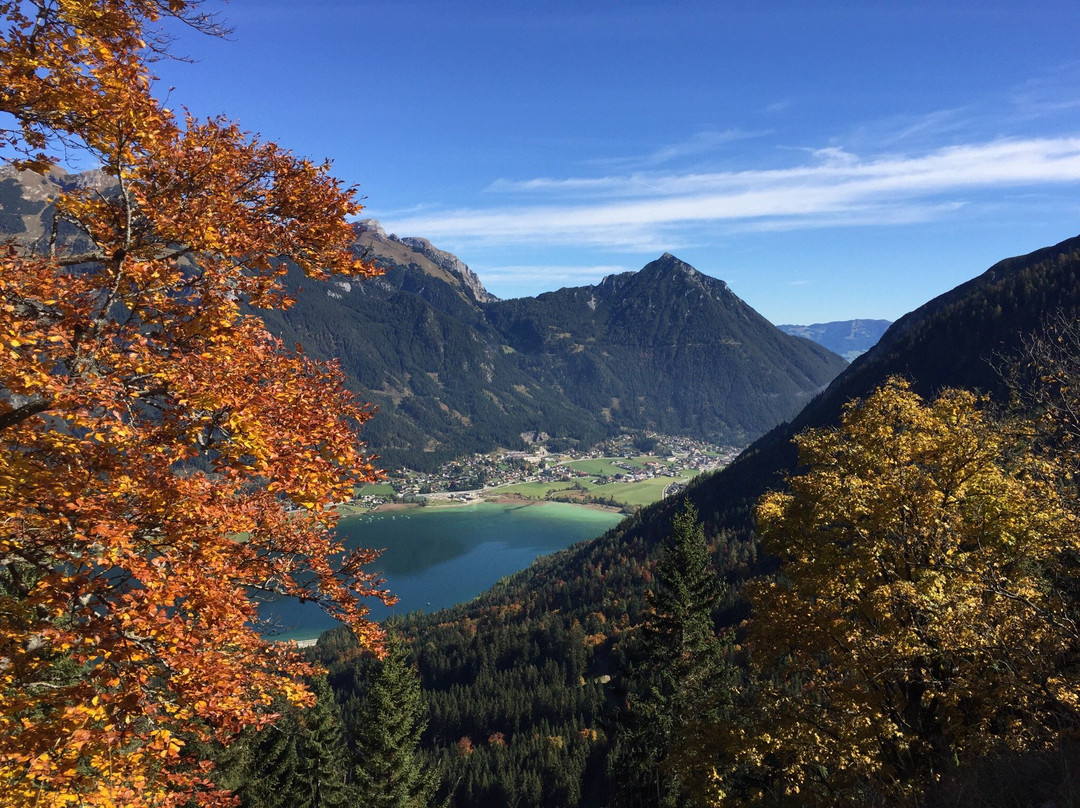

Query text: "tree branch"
[0, 395, 52, 431]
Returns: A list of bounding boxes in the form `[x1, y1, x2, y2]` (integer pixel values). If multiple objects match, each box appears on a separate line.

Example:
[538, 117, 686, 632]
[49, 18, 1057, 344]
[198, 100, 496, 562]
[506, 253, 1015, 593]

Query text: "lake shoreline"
[338, 493, 625, 518]
[268, 499, 624, 643]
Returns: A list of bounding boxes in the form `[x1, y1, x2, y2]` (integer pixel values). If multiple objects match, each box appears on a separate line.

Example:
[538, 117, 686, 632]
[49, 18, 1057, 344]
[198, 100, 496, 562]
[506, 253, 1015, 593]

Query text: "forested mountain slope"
[486, 253, 845, 444]
[312, 233, 1080, 808]
[257, 220, 606, 469]
[265, 233, 846, 468]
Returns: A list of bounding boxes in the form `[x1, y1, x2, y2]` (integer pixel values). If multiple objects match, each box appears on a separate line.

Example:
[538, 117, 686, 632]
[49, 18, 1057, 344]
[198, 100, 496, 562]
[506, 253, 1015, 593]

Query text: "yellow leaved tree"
[708, 378, 1080, 806]
[0, 2, 391, 806]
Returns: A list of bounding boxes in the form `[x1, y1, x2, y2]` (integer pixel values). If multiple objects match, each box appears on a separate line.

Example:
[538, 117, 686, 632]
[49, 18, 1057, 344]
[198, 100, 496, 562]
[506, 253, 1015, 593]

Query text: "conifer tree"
[231, 712, 304, 808]
[610, 503, 723, 808]
[351, 631, 439, 808]
[211, 680, 353, 808]
[297, 676, 354, 808]
[645, 503, 719, 680]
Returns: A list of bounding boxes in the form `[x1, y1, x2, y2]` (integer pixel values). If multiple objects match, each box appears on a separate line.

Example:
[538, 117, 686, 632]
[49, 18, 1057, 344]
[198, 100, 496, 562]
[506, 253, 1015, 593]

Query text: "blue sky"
[152, 0, 1080, 324]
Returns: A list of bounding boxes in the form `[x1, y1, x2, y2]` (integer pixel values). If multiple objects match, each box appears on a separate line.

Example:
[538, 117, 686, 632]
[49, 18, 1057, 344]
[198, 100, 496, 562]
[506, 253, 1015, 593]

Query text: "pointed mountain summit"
[486, 255, 846, 446]
[639, 252, 719, 283]
[638, 252, 698, 277]
[598, 252, 727, 294]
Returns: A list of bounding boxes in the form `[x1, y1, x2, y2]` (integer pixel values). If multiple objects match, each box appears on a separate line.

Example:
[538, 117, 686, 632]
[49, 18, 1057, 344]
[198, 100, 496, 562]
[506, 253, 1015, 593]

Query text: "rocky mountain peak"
[639, 253, 730, 293]
[351, 219, 497, 305]
[591, 254, 732, 304]
[396, 235, 497, 304]
[355, 218, 387, 239]
[645, 252, 693, 274]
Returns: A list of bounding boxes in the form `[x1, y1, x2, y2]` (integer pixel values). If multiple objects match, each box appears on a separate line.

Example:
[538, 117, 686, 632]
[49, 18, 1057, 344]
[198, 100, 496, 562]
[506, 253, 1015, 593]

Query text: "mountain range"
[9, 165, 1080, 805]
[0, 167, 850, 470]
[264, 221, 850, 468]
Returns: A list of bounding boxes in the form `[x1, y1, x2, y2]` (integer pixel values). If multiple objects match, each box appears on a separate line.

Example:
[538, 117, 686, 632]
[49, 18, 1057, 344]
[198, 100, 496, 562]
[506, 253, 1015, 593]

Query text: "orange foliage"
[0, 2, 390, 805]
[584, 633, 607, 648]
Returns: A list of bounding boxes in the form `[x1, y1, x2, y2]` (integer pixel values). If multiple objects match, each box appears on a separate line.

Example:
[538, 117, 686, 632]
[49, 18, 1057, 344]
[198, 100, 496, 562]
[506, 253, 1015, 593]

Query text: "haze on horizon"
[150, 0, 1080, 324]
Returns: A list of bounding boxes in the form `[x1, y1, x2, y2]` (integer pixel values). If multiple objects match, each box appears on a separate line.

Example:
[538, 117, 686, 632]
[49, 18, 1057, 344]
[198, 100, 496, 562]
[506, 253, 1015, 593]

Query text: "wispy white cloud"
[1008, 64, 1080, 121]
[383, 136, 1080, 252]
[644, 129, 766, 165]
[761, 99, 793, 114]
[477, 264, 631, 294]
[891, 108, 971, 142]
[574, 129, 770, 173]
[842, 107, 975, 151]
[728, 201, 968, 234]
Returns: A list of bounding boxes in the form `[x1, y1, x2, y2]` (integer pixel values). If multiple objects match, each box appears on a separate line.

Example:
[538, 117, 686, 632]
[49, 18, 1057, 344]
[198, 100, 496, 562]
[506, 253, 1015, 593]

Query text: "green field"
[592, 476, 688, 507]
[350, 454, 705, 514]
[498, 480, 577, 499]
[565, 457, 644, 477]
[490, 465, 694, 510]
[354, 482, 398, 497]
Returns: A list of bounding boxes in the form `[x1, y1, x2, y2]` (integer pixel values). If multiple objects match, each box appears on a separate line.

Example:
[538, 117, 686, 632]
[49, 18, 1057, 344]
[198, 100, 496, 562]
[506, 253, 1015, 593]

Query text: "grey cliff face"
[397, 236, 498, 304]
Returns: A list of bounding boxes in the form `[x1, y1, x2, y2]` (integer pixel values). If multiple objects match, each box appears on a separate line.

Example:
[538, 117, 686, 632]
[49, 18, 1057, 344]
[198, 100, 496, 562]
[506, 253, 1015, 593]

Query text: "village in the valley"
[350, 433, 741, 513]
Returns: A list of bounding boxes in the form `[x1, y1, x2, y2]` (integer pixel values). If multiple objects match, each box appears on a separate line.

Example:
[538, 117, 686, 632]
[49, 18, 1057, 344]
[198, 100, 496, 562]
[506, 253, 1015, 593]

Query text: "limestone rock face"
[398, 235, 497, 304]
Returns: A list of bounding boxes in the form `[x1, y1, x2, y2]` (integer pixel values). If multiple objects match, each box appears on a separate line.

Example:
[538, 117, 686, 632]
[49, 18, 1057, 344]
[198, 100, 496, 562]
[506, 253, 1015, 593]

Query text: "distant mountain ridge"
[777, 318, 891, 360]
[0, 169, 848, 470]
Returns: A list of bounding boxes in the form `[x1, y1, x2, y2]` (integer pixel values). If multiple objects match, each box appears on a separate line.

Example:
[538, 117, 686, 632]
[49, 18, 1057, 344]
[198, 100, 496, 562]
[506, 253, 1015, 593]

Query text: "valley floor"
[341, 433, 739, 515]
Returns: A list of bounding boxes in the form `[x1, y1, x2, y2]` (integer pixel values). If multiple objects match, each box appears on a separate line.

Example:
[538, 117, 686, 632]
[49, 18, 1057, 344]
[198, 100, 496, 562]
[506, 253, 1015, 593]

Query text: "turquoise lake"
[263, 501, 623, 641]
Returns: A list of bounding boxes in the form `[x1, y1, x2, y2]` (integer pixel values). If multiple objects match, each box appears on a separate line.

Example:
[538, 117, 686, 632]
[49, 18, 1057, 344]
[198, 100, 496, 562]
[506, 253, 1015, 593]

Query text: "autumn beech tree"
[0, 2, 392, 806]
[706, 379, 1080, 807]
